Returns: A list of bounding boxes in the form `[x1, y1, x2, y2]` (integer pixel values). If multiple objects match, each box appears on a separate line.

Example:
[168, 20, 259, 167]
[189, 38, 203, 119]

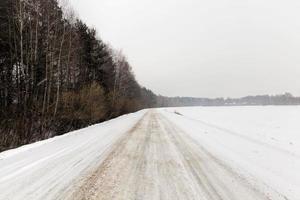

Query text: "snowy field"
[0, 106, 299, 200]
[162, 106, 300, 199]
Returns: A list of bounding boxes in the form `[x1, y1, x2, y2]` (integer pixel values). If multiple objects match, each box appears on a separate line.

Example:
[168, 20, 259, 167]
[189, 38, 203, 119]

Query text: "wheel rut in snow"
[66, 110, 287, 200]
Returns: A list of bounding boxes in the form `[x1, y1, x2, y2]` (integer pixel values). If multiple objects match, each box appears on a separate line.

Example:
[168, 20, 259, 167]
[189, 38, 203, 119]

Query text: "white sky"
[69, 0, 300, 98]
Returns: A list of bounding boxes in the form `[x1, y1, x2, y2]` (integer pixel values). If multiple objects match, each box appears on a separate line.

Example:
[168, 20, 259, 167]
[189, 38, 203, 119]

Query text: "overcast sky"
[69, 0, 300, 98]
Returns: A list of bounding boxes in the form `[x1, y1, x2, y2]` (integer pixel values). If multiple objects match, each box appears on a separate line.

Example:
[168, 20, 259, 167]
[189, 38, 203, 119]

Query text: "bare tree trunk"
[42, 14, 50, 117]
[33, 6, 39, 101]
[66, 28, 72, 86]
[19, 0, 24, 75]
[112, 65, 119, 109]
[54, 24, 65, 117]
[8, 17, 13, 108]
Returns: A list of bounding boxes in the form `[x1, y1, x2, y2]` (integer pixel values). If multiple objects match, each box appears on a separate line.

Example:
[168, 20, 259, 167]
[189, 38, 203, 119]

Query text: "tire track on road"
[65, 110, 288, 200]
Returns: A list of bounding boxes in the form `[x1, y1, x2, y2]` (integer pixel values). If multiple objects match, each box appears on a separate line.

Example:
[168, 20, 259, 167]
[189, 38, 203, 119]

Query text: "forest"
[0, 0, 156, 151]
[157, 93, 300, 107]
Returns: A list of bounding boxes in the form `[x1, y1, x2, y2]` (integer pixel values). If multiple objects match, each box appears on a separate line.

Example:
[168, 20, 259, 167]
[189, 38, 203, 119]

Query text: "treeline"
[157, 93, 300, 107]
[0, 0, 156, 151]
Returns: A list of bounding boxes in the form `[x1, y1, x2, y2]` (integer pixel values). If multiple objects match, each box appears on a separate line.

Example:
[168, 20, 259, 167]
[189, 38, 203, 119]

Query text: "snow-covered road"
[0, 107, 299, 200]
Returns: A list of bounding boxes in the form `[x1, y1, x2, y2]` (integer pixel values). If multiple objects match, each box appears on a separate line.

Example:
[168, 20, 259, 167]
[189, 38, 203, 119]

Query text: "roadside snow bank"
[0, 110, 147, 200]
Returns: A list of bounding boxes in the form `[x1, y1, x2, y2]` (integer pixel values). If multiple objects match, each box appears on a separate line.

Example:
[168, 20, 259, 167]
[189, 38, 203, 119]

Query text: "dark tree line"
[157, 93, 300, 107]
[0, 0, 156, 151]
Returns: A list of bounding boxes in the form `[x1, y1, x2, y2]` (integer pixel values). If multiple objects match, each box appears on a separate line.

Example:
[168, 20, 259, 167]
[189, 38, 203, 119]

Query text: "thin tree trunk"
[54, 24, 65, 117]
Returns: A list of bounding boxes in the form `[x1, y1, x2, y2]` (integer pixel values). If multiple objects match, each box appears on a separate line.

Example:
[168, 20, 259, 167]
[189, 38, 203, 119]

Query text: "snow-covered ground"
[161, 106, 300, 200]
[0, 106, 299, 200]
[0, 110, 147, 200]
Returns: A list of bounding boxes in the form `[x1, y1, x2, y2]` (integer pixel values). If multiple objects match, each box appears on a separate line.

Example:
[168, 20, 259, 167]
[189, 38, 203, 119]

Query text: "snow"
[0, 106, 299, 199]
[0, 110, 147, 200]
[161, 106, 300, 200]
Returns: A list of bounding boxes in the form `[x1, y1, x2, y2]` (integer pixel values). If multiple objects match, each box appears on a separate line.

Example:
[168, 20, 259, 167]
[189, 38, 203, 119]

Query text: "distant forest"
[0, 0, 298, 152]
[157, 93, 300, 107]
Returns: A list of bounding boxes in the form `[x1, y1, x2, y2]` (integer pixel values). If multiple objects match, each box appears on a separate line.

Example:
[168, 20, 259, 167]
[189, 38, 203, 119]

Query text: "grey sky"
[69, 0, 300, 98]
